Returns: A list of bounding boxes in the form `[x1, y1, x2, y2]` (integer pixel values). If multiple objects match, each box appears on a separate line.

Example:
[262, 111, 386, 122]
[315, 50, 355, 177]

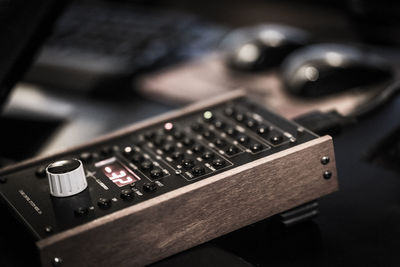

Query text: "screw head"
[52, 257, 62, 266]
[323, 170, 332, 179]
[44, 226, 53, 234]
[321, 156, 330, 165]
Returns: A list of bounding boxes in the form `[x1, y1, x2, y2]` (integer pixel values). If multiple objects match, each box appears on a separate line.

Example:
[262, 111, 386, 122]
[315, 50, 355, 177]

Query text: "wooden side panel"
[37, 136, 338, 267]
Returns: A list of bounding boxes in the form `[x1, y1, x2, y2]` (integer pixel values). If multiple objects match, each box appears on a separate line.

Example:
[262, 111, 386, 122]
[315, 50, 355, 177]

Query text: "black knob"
[212, 159, 225, 169]
[191, 123, 203, 132]
[79, 152, 92, 163]
[131, 153, 144, 163]
[192, 144, 204, 154]
[140, 160, 154, 171]
[226, 127, 238, 137]
[214, 120, 225, 129]
[144, 131, 156, 140]
[162, 144, 175, 153]
[202, 131, 214, 140]
[224, 107, 236, 116]
[150, 168, 164, 179]
[214, 139, 226, 148]
[143, 182, 157, 192]
[192, 166, 206, 176]
[97, 198, 112, 209]
[246, 119, 258, 129]
[250, 143, 263, 152]
[256, 125, 269, 135]
[153, 136, 165, 147]
[182, 138, 194, 146]
[237, 135, 249, 144]
[235, 113, 246, 122]
[182, 159, 195, 169]
[172, 151, 184, 161]
[226, 146, 239, 155]
[120, 188, 134, 201]
[270, 135, 283, 144]
[173, 131, 185, 140]
[35, 166, 47, 178]
[202, 151, 215, 160]
[74, 207, 89, 217]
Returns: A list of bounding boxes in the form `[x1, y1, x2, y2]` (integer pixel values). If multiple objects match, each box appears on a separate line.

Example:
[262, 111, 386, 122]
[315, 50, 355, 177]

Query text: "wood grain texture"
[37, 135, 338, 267]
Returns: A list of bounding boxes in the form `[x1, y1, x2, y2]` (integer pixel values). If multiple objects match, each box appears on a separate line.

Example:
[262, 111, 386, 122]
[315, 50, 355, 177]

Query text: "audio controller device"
[0, 90, 338, 266]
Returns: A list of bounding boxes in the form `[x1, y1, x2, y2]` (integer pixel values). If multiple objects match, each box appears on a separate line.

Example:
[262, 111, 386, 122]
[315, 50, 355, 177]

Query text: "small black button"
[173, 131, 185, 140]
[191, 123, 203, 132]
[235, 113, 246, 122]
[182, 138, 194, 146]
[98, 198, 112, 209]
[172, 151, 184, 161]
[79, 152, 92, 163]
[101, 146, 113, 156]
[226, 127, 238, 137]
[120, 188, 134, 201]
[192, 144, 204, 154]
[212, 159, 226, 169]
[237, 135, 249, 144]
[224, 107, 235, 116]
[141, 160, 154, 170]
[256, 125, 269, 135]
[144, 131, 156, 140]
[35, 166, 47, 178]
[162, 144, 175, 153]
[44, 226, 53, 234]
[192, 166, 206, 176]
[202, 151, 215, 160]
[250, 143, 263, 152]
[150, 168, 164, 179]
[143, 182, 157, 192]
[202, 131, 214, 140]
[0, 177, 8, 184]
[214, 120, 225, 129]
[270, 135, 283, 144]
[226, 146, 239, 155]
[214, 138, 226, 148]
[182, 159, 195, 169]
[246, 119, 258, 128]
[74, 207, 88, 217]
[153, 136, 165, 147]
[131, 153, 144, 163]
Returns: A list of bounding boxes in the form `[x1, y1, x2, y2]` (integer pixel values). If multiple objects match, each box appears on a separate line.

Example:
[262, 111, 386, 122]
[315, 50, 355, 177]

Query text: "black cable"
[348, 80, 400, 119]
[294, 80, 400, 136]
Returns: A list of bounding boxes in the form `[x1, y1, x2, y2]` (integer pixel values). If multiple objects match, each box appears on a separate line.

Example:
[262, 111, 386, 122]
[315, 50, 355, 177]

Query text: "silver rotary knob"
[46, 159, 88, 197]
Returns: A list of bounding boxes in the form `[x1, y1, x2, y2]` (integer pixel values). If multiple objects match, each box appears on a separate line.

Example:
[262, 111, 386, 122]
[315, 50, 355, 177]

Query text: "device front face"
[0, 92, 338, 266]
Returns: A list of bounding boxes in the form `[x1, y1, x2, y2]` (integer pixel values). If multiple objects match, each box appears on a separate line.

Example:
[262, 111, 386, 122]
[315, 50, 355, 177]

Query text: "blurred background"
[2, 0, 400, 164]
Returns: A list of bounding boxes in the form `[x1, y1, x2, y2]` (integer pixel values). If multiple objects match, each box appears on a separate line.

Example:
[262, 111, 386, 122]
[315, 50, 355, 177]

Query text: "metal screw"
[52, 257, 63, 266]
[44, 226, 53, 234]
[321, 156, 330, 165]
[323, 170, 332, 179]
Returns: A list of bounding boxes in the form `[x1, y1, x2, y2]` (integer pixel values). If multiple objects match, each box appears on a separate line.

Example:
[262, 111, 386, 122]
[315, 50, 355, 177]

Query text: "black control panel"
[0, 97, 318, 240]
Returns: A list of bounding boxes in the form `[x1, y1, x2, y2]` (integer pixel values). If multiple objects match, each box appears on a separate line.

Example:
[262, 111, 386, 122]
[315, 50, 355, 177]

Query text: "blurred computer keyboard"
[24, 1, 228, 93]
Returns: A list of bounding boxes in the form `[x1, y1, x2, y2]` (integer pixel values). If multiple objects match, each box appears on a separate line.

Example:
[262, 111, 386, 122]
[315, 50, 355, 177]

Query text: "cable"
[348, 80, 400, 119]
[293, 80, 400, 136]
